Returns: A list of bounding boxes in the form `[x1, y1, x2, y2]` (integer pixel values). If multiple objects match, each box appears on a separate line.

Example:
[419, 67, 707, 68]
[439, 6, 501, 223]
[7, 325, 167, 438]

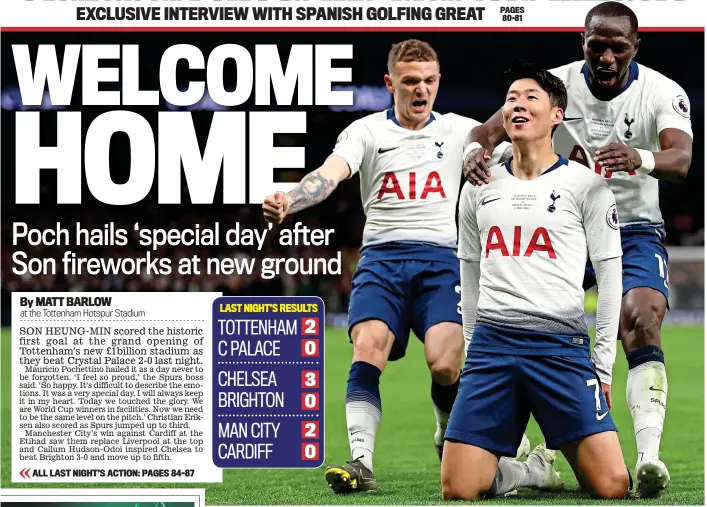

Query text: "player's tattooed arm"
[286, 155, 351, 214]
[287, 170, 337, 214]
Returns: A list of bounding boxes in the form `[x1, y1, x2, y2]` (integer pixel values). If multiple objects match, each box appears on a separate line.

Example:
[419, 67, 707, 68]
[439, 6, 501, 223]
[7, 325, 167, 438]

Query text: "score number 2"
[302, 317, 320, 335]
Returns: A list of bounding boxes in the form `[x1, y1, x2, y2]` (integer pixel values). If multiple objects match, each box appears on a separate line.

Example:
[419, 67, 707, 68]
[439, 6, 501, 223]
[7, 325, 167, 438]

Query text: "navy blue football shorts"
[348, 242, 462, 361]
[583, 224, 670, 304]
[446, 327, 617, 456]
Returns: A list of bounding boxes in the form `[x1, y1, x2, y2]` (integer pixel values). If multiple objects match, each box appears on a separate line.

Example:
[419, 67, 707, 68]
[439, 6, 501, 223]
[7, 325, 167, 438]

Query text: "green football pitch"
[2, 326, 704, 505]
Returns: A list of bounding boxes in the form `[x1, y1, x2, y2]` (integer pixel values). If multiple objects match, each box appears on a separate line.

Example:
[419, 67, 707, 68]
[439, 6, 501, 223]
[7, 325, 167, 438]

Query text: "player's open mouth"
[595, 68, 618, 86]
[512, 116, 529, 124]
[412, 100, 427, 113]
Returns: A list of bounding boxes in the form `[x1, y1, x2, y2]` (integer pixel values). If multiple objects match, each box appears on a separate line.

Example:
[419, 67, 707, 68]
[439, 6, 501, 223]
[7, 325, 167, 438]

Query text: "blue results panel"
[212, 296, 325, 469]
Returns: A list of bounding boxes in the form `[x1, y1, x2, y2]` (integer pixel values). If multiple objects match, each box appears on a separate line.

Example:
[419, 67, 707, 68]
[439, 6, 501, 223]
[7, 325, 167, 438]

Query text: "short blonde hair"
[387, 39, 439, 74]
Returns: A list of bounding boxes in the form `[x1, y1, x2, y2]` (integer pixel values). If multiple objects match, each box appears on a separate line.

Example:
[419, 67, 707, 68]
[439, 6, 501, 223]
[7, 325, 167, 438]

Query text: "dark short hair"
[503, 60, 568, 113]
[585, 1, 638, 38]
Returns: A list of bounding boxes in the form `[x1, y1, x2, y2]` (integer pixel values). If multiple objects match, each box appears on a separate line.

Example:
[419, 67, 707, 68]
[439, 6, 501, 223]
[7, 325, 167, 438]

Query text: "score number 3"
[302, 370, 320, 388]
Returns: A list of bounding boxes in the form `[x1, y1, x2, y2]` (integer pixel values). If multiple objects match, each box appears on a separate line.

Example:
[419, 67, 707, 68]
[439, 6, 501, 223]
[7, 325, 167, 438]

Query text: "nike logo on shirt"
[378, 146, 398, 154]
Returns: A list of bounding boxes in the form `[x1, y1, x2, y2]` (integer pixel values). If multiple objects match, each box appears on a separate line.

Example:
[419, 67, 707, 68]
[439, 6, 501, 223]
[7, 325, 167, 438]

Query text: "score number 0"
[301, 441, 320, 460]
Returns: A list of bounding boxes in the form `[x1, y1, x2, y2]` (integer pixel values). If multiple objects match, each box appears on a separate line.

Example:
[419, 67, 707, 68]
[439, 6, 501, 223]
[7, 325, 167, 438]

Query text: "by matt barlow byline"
[12, 44, 353, 205]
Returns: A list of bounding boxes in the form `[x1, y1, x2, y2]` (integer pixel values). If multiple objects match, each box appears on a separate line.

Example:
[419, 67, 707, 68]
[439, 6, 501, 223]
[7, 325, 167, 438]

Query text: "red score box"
[301, 370, 320, 389]
[301, 421, 320, 439]
[301, 317, 320, 335]
[302, 442, 320, 461]
[301, 338, 320, 357]
[301, 392, 320, 411]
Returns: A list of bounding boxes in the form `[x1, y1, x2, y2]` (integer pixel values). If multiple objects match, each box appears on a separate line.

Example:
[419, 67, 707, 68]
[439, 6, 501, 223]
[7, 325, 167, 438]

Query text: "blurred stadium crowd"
[1, 32, 704, 325]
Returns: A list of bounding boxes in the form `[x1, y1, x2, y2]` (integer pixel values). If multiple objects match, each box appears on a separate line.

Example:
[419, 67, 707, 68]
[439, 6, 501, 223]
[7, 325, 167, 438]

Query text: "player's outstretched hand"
[262, 191, 290, 225]
[595, 143, 642, 173]
[463, 147, 492, 185]
[601, 383, 612, 409]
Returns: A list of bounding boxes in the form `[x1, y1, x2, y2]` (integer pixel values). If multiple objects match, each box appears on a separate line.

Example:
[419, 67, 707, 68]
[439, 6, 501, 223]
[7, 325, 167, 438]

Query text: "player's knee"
[588, 469, 630, 499]
[425, 324, 463, 384]
[351, 322, 392, 364]
[441, 474, 484, 501]
[629, 303, 663, 348]
[429, 362, 459, 385]
[352, 331, 388, 353]
[427, 346, 462, 384]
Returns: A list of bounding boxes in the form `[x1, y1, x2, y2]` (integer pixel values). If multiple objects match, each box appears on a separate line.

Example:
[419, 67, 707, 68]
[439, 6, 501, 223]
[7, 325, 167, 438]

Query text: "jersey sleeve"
[652, 77, 693, 138]
[447, 113, 482, 136]
[547, 62, 574, 85]
[547, 66, 563, 80]
[445, 113, 482, 151]
[457, 182, 481, 261]
[330, 119, 371, 177]
[489, 141, 512, 165]
[581, 178, 623, 262]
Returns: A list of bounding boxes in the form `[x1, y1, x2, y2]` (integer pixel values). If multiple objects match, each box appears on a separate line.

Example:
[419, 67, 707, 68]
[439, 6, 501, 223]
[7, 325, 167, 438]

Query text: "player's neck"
[394, 106, 428, 131]
[589, 75, 626, 101]
[510, 141, 559, 180]
[587, 64, 634, 101]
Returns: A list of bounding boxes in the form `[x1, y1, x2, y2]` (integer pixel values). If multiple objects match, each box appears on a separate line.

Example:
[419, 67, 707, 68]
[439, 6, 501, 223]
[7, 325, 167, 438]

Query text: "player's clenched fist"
[602, 383, 613, 410]
[262, 191, 291, 224]
[463, 146, 492, 186]
[595, 142, 642, 173]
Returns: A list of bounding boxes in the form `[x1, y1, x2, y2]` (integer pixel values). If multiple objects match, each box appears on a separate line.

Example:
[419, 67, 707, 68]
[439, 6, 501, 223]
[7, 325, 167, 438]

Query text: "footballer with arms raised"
[462, 1, 692, 497]
[442, 61, 630, 501]
[262, 39, 510, 493]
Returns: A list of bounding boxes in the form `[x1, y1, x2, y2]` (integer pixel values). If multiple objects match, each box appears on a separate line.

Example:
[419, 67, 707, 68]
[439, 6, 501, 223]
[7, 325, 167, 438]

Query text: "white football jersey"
[549, 60, 693, 226]
[331, 108, 507, 249]
[458, 157, 622, 337]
